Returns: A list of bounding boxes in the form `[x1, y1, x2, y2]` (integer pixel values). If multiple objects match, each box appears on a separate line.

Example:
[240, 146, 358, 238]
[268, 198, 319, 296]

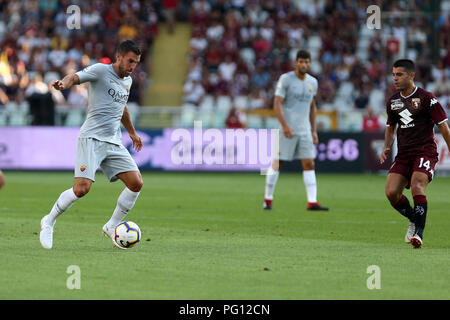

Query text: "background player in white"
[263, 50, 328, 211]
[40, 40, 144, 249]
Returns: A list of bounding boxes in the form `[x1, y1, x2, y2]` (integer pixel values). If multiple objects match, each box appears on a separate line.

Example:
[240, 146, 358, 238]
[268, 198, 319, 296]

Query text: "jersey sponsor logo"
[108, 88, 129, 104]
[399, 109, 414, 128]
[80, 165, 86, 172]
[411, 98, 421, 110]
[391, 98, 403, 110]
[430, 98, 438, 106]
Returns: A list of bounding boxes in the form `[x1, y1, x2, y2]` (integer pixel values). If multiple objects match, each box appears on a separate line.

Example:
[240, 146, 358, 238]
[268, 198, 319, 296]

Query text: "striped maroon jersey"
[386, 87, 448, 154]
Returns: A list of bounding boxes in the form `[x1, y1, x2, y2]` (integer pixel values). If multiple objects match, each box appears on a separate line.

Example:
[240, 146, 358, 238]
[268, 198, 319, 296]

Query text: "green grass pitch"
[1, 171, 449, 299]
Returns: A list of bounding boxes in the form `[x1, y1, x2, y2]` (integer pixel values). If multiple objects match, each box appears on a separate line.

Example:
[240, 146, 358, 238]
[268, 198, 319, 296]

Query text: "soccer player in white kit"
[263, 50, 328, 211]
[40, 40, 144, 249]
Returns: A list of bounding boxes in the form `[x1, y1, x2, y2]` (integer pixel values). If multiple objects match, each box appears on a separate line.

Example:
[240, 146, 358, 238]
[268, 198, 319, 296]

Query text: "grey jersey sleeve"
[75, 63, 106, 84]
[312, 78, 318, 97]
[274, 74, 287, 98]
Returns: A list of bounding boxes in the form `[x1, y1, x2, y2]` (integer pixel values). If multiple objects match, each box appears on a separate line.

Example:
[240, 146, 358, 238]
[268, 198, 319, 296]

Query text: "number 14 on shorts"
[418, 157, 434, 177]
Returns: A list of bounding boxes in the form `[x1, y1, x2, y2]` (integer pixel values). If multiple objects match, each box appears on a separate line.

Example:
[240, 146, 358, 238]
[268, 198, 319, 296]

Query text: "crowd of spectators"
[0, 0, 161, 125]
[0, 0, 449, 130]
[183, 0, 450, 130]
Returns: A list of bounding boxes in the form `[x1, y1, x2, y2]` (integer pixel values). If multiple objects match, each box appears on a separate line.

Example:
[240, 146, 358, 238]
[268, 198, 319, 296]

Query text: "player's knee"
[272, 160, 283, 170]
[410, 181, 426, 196]
[73, 184, 91, 197]
[302, 159, 315, 171]
[385, 187, 401, 203]
[128, 177, 143, 192]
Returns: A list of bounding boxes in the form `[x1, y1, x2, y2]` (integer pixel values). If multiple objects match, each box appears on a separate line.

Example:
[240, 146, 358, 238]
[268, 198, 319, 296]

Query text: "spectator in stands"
[250, 64, 271, 90]
[354, 83, 370, 110]
[25, 73, 54, 125]
[362, 107, 381, 132]
[183, 79, 205, 107]
[205, 41, 222, 71]
[248, 88, 267, 110]
[218, 55, 236, 83]
[162, 0, 178, 34]
[67, 83, 88, 110]
[225, 105, 246, 128]
[0, 87, 9, 105]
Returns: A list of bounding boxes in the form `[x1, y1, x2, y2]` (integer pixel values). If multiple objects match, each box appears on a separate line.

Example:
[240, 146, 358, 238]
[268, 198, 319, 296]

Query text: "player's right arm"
[380, 124, 396, 164]
[274, 74, 294, 139]
[51, 63, 105, 91]
[273, 95, 293, 139]
[50, 73, 80, 91]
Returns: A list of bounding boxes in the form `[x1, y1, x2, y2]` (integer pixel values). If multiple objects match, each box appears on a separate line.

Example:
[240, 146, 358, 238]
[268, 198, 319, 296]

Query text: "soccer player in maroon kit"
[380, 59, 450, 248]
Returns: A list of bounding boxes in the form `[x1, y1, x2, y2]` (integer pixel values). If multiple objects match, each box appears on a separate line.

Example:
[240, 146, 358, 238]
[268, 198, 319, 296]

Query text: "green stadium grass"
[1, 171, 449, 299]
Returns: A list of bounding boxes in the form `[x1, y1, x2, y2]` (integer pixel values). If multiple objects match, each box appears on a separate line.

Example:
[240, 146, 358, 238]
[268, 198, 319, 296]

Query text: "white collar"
[400, 86, 418, 99]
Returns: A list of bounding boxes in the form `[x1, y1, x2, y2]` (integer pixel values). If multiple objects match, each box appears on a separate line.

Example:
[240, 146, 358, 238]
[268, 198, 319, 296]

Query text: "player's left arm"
[121, 105, 143, 152]
[310, 98, 318, 144]
[437, 121, 450, 151]
[429, 94, 450, 150]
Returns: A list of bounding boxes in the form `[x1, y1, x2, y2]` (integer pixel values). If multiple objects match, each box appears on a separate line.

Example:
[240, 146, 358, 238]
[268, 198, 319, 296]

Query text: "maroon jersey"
[386, 87, 448, 154]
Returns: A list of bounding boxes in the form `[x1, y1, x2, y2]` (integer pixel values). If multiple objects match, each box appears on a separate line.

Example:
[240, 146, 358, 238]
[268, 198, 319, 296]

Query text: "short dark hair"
[117, 40, 141, 56]
[296, 50, 311, 61]
[393, 59, 415, 73]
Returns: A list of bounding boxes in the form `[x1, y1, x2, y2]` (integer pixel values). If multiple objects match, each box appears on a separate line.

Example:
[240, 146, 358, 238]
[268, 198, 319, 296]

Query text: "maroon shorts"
[389, 150, 438, 188]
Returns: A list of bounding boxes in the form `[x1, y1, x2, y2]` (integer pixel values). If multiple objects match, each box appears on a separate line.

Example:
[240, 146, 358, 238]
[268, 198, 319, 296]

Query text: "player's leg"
[103, 171, 143, 235]
[40, 138, 98, 249]
[49, 178, 91, 222]
[40, 178, 92, 249]
[0, 170, 5, 190]
[385, 172, 413, 220]
[410, 162, 437, 248]
[263, 134, 298, 210]
[386, 156, 418, 243]
[300, 158, 328, 211]
[101, 144, 142, 235]
[297, 135, 328, 211]
[409, 153, 437, 248]
[264, 159, 284, 209]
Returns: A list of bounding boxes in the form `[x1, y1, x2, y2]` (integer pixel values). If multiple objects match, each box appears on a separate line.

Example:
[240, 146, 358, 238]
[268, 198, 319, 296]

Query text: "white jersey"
[274, 71, 318, 134]
[75, 63, 132, 145]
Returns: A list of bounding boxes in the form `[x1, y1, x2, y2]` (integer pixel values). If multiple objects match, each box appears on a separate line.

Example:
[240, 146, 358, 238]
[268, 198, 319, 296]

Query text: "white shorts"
[278, 133, 316, 161]
[75, 138, 139, 182]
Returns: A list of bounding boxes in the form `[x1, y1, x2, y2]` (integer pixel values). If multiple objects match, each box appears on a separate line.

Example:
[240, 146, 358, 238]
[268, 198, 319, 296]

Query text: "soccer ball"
[114, 221, 141, 249]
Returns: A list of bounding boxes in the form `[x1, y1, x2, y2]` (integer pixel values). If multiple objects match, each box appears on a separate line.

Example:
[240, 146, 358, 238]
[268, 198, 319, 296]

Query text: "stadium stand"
[182, 0, 450, 130]
[0, 0, 158, 126]
[0, 0, 449, 130]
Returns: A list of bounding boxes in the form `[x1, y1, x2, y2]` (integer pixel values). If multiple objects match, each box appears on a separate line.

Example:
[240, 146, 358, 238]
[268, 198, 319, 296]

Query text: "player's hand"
[312, 131, 319, 145]
[283, 125, 294, 139]
[130, 133, 143, 152]
[380, 147, 391, 164]
[50, 80, 65, 90]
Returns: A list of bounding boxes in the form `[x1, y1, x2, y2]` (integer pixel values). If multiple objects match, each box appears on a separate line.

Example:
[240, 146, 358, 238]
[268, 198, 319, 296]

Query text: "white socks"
[303, 170, 317, 203]
[47, 188, 79, 225]
[106, 187, 140, 227]
[264, 166, 279, 200]
[264, 169, 318, 203]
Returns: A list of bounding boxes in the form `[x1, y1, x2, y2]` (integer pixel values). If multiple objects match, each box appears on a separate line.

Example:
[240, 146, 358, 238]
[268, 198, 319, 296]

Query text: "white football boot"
[405, 222, 415, 243]
[102, 223, 126, 250]
[40, 215, 55, 249]
[102, 223, 115, 239]
[410, 234, 423, 249]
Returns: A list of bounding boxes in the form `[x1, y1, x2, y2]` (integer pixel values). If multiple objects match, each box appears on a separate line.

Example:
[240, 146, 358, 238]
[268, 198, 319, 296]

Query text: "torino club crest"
[412, 98, 421, 110]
